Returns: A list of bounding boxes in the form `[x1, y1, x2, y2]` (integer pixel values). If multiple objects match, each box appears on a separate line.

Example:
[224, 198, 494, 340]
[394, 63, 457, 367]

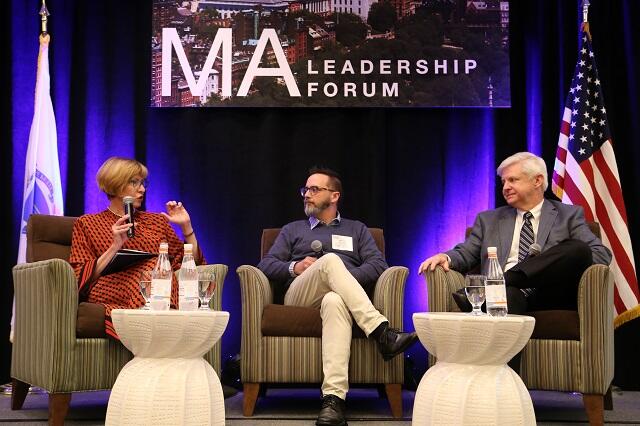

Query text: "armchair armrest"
[423, 266, 465, 312]
[236, 265, 272, 382]
[11, 259, 78, 390]
[373, 266, 408, 329]
[578, 264, 614, 393]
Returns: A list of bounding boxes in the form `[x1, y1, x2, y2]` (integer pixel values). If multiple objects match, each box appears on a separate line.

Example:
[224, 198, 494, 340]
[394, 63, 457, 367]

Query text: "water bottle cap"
[159, 242, 169, 253]
[487, 246, 497, 255]
[184, 243, 193, 253]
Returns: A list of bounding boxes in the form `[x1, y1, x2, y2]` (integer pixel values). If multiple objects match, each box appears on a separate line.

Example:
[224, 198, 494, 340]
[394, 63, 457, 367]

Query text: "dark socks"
[370, 321, 389, 340]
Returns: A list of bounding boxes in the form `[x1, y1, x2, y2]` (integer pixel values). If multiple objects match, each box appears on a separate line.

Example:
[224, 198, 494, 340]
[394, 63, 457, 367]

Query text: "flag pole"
[2, 0, 57, 397]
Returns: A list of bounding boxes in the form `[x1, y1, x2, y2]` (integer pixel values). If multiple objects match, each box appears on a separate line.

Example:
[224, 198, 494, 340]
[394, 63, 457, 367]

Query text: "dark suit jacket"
[445, 199, 612, 274]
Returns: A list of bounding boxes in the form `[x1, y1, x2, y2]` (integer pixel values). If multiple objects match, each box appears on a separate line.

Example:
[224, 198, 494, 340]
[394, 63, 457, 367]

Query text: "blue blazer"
[445, 199, 612, 274]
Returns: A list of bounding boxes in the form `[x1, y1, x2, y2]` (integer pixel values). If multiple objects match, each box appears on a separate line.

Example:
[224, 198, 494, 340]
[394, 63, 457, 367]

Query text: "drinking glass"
[198, 271, 216, 310]
[465, 274, 486, 316]
[139, 270, 153, 310]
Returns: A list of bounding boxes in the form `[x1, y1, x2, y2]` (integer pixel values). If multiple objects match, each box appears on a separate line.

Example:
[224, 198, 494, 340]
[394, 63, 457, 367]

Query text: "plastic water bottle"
[178, 244, 199, 311]
[150, 242, 172, 310]
[485, 246, 508, 317]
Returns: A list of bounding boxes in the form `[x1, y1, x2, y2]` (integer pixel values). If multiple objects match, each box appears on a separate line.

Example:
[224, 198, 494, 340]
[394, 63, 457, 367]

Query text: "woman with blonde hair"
[69, 157, 204, 338]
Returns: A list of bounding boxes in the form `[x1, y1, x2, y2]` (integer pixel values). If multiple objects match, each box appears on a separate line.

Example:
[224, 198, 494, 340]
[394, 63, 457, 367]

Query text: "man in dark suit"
[419, 152, 612, 314]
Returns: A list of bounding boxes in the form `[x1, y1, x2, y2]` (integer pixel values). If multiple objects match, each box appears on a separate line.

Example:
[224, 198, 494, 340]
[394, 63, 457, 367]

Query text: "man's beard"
[304, 200, 330, 217]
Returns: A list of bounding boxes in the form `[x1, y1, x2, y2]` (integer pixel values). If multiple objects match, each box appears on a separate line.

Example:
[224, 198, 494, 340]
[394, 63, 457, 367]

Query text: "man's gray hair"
[497, 152, 549, 191]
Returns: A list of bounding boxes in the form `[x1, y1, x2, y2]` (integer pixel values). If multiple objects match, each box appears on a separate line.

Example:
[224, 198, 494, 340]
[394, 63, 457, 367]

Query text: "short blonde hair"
[497, 152, 548, 191]
[96, 157, 148, 198]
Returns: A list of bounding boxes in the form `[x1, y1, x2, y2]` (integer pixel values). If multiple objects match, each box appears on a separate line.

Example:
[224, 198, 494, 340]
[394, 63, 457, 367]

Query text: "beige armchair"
[237, 228, 408, 418]
[423, 224, 614, 426]
[11, 214, 227, 425]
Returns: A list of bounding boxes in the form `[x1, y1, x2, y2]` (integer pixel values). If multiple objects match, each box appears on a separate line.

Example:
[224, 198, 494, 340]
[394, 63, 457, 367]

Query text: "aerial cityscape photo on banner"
[151, 0, 511, 107]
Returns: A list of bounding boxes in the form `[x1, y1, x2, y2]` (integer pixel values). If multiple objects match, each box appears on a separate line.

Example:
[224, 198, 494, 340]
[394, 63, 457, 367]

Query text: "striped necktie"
[518, 211, 534, 263]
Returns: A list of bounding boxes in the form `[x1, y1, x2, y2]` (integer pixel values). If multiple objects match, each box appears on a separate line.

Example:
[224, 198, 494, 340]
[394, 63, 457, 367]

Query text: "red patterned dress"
[69, 209, 204, 339]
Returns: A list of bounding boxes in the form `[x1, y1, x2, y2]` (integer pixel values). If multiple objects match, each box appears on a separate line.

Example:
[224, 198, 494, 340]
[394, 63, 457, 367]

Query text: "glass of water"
[139, 270, 152, 310]
[465, 274, 486, 316]
[198, 271, 216, 310]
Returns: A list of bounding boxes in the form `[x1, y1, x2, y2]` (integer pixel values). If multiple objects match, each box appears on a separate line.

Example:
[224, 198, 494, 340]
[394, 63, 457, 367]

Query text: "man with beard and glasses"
[258, 167, 418, 426]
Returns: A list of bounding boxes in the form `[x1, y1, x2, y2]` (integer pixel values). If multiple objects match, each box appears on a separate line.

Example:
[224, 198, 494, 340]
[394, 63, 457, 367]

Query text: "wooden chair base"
[10, 379, 29, 410]
[243, 383, 260, 416]
[242, 383, 403, 418]
[385, 383, 403, 418]
[48, 393, 72, 426]
[604, 385, 613, 411]
[583, 393, 604, 426]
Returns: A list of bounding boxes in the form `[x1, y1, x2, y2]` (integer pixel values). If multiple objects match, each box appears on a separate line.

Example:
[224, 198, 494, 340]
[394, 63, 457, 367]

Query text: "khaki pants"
[284, 253, 387, 399]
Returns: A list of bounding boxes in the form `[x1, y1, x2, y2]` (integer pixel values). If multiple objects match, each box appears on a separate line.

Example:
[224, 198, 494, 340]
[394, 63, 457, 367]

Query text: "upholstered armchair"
[11, 214, 226, 425]
[237, 228, 408, 418]
[423, 223, 614, 426]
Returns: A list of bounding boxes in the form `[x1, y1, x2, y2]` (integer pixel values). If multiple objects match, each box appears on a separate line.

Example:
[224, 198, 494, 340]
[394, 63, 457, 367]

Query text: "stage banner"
[151, 0, 510, 107]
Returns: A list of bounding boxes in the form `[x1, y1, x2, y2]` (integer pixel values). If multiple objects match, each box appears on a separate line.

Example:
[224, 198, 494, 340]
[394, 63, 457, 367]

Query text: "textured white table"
[106, 309, 229, 426]
[412, 312, 536, 426]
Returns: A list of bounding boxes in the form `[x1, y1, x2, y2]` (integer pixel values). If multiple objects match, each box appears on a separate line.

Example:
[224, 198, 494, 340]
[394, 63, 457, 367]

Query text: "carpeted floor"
[0, 387, 638, 424]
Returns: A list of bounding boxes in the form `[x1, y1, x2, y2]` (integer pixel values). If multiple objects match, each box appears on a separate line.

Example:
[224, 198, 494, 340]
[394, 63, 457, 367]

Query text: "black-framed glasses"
[299, 186, 336, 197]
[129, 178, 148, 189]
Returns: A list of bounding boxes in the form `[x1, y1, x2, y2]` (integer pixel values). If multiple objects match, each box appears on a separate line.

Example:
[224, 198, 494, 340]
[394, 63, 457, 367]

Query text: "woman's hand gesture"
[162, 201, 192, 229]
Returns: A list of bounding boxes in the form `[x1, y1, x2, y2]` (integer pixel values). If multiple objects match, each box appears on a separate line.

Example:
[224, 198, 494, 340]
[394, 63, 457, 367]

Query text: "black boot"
[316, 394, 347, 426]
[372, 322, 418, 361]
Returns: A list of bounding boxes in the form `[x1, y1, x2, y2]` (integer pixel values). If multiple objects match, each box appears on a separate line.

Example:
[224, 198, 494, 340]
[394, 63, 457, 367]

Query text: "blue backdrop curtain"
[2, 0, 639, 387]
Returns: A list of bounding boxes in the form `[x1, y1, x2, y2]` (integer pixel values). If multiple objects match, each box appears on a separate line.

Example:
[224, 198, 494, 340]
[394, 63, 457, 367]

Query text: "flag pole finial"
[582, 0, 590, 23]
[581, 0, 591, 40]
[39, 0, 50, 35]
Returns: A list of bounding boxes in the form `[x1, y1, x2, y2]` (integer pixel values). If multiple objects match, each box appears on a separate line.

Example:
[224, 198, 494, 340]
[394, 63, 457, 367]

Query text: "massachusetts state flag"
[552, 27, 639, 327]
[17, 34, 64, 264]
[12, 34, 64, 341]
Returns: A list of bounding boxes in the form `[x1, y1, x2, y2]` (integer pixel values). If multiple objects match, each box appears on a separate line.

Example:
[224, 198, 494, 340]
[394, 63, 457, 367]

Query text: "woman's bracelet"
[183, 229, 195, 238]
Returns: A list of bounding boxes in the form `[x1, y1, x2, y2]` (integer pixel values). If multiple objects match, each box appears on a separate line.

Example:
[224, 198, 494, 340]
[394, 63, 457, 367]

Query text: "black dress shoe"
[316, 394, 347, 426]
[452, 288, 472, 312]
[375, 324, 419, 361]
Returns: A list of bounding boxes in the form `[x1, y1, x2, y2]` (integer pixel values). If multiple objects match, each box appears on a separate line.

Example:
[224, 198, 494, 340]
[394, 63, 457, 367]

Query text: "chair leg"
[243, 383, 260, 416]
[48, 393, 71, 426]
[604, 386, 613, 411]
[384, 383, 403, 418]
[582, 393, 604, 426]
[10, 379, 29, 410]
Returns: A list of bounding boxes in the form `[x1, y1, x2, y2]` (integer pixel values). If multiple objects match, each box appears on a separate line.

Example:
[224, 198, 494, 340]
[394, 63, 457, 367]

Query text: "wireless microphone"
[123, 196, 135, 238]
[311, 240, 324, 258]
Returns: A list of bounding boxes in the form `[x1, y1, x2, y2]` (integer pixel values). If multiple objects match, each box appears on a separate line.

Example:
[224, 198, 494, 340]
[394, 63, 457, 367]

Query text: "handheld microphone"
[311, 240, 324, 258]
[529, 243, 541, 258]
[123, 196, 135, 238]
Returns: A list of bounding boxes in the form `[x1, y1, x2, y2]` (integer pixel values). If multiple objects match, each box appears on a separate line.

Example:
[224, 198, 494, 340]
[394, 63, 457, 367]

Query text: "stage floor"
[1, 386, 638, 425]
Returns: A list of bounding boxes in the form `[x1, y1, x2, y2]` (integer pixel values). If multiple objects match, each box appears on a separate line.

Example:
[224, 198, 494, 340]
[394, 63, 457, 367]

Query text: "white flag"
[17, 34, 64, 264]
[12, 34, 64, 341]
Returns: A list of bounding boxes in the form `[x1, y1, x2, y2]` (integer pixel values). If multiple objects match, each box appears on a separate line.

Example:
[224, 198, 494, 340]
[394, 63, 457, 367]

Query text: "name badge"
[332, 235, 353, 252]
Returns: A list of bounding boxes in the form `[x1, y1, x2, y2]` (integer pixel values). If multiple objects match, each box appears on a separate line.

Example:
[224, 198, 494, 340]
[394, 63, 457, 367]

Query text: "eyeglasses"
[129, 178, 148, 189]
[299, 186, 337, 197]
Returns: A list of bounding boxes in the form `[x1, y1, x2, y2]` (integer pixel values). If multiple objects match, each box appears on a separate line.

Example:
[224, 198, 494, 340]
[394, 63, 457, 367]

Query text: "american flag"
[552, 28, 639, 326]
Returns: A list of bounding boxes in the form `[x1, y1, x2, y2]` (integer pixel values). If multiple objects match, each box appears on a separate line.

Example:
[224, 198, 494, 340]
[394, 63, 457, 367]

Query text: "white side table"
[106, 309, 229, 426]
[412, 312, 536, 426]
